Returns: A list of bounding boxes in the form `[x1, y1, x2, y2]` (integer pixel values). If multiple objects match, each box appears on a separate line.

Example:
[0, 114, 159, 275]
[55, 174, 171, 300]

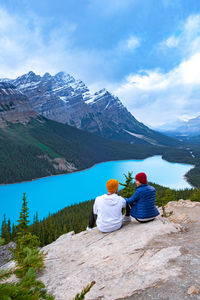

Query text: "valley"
[0, 72, 199, 187]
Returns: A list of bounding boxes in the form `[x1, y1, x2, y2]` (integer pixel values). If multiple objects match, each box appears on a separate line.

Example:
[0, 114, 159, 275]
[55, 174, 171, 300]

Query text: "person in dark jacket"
[123, 172, 159, 223]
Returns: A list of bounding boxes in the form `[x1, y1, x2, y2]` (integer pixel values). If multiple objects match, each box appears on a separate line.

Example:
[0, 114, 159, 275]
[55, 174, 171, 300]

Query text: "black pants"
[88, 203, 154, 227]
[88, 212, 97, 228]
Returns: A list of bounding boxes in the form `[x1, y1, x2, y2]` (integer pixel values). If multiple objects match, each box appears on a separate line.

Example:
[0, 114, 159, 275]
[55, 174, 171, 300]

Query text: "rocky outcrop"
[37, 155, 77, 172]
[161, 199, 200, 223]
[38, 217, 182, 300]
[0, 82, 37, 127]
[0, 242, 15, 267]
[2, 200, 200, 299]
[38, 200, 200, 299]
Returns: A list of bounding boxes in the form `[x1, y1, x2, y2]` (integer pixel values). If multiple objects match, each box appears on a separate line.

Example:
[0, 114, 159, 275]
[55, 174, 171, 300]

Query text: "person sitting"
[87, 179, 126, 232]
[123, 172, 159, 223]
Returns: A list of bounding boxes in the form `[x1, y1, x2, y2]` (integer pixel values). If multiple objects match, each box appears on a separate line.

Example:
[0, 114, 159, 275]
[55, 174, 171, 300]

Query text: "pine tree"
[0, 193, 54, 300]
[1, 214, 6, 241]
[17, 192, 29, 234]
[32, 211, 39, 238]
[11, 223, 17, 240]
[120, 172, 134, 198]
[1, 214, 11, 244]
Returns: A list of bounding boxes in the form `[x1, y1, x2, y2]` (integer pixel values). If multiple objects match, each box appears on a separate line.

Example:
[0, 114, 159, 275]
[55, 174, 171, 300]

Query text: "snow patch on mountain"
[123, 129, 162, 146]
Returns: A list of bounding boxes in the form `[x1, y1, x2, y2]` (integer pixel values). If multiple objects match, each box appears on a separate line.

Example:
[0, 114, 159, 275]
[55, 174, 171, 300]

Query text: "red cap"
[135, 172, 147, 184]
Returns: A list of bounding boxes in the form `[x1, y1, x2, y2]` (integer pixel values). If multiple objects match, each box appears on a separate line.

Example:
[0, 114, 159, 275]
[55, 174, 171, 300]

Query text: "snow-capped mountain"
[156, 116, 200, 137]
[0, 82, 37, 126]
[4, 71, 178, 146]
[175, 116, 200, 136]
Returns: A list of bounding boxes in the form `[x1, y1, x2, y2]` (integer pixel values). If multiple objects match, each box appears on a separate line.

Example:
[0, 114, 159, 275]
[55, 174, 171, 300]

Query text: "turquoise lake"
[0, 155, 194, 225]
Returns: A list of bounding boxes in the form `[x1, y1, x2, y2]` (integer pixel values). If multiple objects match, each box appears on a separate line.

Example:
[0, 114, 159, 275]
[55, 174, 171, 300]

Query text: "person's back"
[130, 184, 158, 219]
[125, 172, 159, 222]
[87, 179, 126, 232]
[94, 193, 126, 232]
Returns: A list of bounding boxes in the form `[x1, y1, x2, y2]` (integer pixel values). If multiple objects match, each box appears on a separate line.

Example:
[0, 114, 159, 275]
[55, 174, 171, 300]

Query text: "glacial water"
[0, 155, 194, 225]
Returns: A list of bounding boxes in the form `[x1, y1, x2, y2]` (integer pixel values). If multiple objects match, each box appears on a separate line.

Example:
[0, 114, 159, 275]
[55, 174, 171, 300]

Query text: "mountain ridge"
[3, 71, 179, 147]
[155, 115, 200, 137]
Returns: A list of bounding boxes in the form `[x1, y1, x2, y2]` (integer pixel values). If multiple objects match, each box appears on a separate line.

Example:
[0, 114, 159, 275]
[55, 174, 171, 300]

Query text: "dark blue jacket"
[125, 184, 159, 219]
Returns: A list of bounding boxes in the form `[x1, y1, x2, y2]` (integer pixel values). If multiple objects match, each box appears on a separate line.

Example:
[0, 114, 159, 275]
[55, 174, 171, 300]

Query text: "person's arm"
[125, 189, 140, 205]
[121, 197, 127, 208]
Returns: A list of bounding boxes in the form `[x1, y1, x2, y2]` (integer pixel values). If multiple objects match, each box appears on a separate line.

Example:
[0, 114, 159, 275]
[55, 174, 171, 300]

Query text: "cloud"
[113, 52, 200, 126]
[164, 36, 180, 48]
[117, 35, 140, 52]
[160, 14, 200, 55]
[109, 14, 200, 126]
[0, 7, 116, 83]
[0, 8, 75, 78]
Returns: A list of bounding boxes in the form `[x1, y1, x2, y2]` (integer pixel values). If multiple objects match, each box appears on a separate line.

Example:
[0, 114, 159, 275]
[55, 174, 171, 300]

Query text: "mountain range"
[156, 115, 200, 137]
[6, 71, 178, 147]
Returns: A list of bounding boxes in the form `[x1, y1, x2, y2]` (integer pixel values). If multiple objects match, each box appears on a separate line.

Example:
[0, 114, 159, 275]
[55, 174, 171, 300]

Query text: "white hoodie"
[93, 193, 126, 233]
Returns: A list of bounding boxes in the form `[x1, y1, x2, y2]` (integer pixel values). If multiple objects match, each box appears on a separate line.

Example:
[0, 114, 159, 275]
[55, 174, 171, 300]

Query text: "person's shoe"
[123, 215, 131, 223]
[86, 226, 94, 231]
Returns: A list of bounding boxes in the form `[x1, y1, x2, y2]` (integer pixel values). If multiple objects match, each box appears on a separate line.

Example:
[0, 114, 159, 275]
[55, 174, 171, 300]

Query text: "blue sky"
[0, 0, 200, 126]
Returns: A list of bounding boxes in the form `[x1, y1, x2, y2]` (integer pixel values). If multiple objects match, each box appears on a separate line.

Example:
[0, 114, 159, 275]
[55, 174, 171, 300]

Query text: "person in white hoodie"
[87, 179, 126, 232]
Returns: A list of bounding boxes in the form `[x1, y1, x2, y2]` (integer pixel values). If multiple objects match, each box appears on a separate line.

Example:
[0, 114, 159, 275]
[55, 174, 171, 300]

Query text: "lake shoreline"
[0, 154, 195, 188]
[0, 155, 154, 186]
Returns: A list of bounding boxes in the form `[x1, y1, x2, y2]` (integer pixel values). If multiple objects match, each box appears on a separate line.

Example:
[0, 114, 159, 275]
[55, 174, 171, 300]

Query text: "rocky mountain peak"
[20, 71, 40, 82]
[54, 71, 73, 81]
[42, 72, 51, 79]
[12, 71, 41, 89]
[1, 71, 178, 147]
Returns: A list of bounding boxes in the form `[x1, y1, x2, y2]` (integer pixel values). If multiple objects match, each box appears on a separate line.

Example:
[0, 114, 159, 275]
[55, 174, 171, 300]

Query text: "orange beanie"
[106, 179, 119, 193]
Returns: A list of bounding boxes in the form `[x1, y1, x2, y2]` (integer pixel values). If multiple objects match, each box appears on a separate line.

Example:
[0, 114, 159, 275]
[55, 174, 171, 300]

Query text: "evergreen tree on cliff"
[1, 214, 11, 244]
[17, 192, 29, 233]
[13, 193, 40, 263]
[120, 172, 134, 198]
[0, 193, 54, 299]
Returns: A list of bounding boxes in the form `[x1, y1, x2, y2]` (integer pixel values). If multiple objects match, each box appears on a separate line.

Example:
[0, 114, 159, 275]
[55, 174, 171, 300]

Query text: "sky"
[0, 0, 200, 126]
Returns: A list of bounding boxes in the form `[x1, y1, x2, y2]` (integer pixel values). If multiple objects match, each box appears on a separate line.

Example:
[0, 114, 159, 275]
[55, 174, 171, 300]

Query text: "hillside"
[0, 118, 163, 184]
